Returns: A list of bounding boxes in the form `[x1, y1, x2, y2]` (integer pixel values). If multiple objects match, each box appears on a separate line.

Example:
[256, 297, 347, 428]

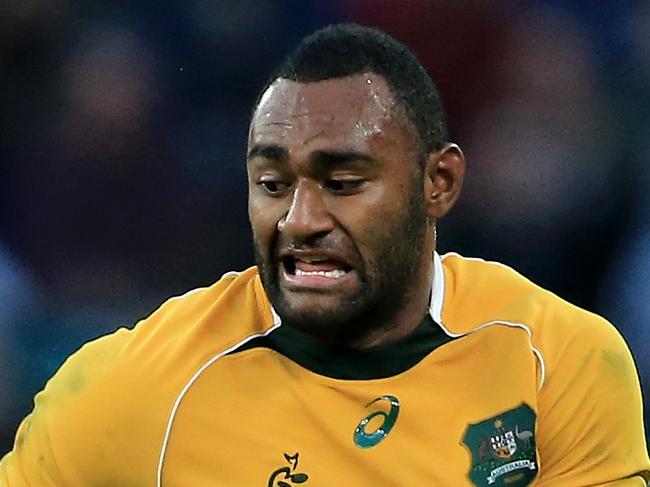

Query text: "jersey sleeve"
[0, 395, 71, 486]
[0, 340, 101, 485]
[0, 327, 158, 486]
[535, 314, 650, 485]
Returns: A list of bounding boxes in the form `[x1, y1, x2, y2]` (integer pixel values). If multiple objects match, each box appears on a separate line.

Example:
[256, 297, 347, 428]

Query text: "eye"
[258, 179, 290, 196]
[324, 178, 365, 194]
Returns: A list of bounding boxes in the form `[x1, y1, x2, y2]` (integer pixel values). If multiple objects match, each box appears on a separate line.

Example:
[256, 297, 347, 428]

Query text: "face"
[247, 73, 432, 342]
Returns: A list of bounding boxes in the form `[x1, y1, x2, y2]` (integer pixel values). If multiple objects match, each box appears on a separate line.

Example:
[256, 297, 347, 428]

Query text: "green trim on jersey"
[232, 314, 454, 380]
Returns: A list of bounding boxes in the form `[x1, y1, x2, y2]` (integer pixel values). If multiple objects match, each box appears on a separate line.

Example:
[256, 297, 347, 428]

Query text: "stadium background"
[1, 0, 649, 454]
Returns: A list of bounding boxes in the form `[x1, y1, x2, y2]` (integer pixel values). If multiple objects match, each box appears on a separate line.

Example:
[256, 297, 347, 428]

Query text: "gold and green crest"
[462, 403, 538, 487]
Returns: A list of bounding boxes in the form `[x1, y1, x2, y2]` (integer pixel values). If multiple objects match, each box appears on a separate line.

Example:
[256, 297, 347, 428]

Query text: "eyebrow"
[247, 144, 376, 168]
[311, 149, 376, 167]
[247, 144, 288, 162]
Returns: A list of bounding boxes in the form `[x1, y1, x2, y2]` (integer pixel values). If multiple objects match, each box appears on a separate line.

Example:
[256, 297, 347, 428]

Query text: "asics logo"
[353, 395, 400, 448]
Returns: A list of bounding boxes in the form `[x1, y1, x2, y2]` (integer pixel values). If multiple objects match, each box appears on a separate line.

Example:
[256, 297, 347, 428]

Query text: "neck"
[347, 256, 434, 349]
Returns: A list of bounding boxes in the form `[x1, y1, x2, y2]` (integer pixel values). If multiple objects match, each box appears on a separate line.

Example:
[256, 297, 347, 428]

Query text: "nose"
[277, 180, 335, 240]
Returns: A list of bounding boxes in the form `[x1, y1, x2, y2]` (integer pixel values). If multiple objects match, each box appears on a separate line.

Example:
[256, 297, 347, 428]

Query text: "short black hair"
[257, 23, 448, 155]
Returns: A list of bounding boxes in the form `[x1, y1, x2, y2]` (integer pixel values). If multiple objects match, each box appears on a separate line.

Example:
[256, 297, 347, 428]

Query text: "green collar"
[233, 314, 453, 380]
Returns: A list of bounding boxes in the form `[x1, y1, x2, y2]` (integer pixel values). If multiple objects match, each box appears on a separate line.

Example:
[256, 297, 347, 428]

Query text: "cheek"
[333, 183, 407, 228]
[330, 186, 406, 248]
[248, 197, 284, 243]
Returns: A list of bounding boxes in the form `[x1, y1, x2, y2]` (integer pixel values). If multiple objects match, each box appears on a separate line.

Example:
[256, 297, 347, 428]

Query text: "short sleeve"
[0, 391, 69, 486]
[535, 316, 650, 485]
[0, 339, 100, 486]
[0, 328, 160, 486]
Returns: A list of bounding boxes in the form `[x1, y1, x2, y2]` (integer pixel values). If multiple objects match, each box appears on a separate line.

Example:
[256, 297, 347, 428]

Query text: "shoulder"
[439, 252, 611, 338]
[0, 266, 275, 484]
[440, 252, 555, 314]
[439, 253, 649, 482]
[70, 266, 273, 373]
[124, 266, 274, 353]
[439, 252, 631, 384]
[58, 265, 275, 423]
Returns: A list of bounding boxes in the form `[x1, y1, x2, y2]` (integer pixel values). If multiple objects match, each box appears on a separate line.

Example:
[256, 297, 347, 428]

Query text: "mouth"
[280, 254, 355, 290]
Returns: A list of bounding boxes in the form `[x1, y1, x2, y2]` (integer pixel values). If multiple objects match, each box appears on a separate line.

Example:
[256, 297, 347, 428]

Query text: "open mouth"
[281, 255, 353, 281]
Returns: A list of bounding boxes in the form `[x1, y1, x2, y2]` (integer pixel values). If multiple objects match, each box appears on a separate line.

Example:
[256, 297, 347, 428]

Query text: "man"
[1, 23, 648, 486]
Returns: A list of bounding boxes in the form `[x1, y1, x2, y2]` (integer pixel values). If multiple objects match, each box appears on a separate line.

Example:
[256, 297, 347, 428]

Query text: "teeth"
[295, 269, 347, 278]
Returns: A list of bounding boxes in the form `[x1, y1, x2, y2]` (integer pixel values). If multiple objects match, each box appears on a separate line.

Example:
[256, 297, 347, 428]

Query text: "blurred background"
[1, 0, 648, 454]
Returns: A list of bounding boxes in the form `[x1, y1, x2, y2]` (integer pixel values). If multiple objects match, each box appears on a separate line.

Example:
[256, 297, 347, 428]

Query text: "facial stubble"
[253, 174, 429, 345]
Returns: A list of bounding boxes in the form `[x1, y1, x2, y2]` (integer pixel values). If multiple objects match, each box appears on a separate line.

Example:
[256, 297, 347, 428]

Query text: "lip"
[280, 260, 356, 291]
[278, 248, 353, 269]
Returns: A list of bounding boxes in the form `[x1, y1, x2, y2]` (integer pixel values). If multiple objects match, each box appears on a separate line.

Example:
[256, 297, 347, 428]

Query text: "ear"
[423, 143, 466, 220]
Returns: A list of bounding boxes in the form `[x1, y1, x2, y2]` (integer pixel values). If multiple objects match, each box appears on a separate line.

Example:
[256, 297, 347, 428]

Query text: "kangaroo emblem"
[267, 453, 309, 487]
[515, 425, 534, 448]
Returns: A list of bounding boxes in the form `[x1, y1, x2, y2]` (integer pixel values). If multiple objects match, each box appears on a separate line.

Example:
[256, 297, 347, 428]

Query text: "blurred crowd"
[1, 0, 648, 453]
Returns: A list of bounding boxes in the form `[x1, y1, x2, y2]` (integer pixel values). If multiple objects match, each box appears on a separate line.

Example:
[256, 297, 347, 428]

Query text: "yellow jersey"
[1, 253, 648, 486]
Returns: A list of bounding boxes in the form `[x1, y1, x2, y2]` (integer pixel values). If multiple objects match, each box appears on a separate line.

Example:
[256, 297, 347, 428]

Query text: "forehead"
[249, 73, 409, 150]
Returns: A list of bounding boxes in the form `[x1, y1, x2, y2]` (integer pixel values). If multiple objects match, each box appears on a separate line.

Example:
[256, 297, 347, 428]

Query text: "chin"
[280, 298, 347, 325]
[274, 293, 371, 338]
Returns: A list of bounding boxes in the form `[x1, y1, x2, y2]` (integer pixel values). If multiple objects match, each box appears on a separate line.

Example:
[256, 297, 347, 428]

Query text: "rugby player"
[1, 23, 648, 486]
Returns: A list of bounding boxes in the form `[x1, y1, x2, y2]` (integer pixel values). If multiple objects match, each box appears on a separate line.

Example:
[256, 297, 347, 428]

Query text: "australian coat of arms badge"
[462, 403, 538, 486]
